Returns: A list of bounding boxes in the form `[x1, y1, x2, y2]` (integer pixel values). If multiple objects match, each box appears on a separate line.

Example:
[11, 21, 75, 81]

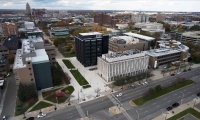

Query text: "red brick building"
[2, 22, 18, 37]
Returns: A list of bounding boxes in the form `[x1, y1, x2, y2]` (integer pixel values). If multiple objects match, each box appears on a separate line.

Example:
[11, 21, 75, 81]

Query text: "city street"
[36, 67, 200, 120]
[0, 74, 17, 119]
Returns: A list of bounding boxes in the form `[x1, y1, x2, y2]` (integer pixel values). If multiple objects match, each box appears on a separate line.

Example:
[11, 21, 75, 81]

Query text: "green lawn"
[45, 86, 74, 104]
[42, 88, 61, 98]
[29, 101, 52, 112]
[62, 59, 75, 69]
[15, 98, 38, 116]
[167, 108, 200, 120]
[133, 80, 194, 105]
[70, 70, 89, 86]
[64, 52, 75, 57]
[62, 86, 75, 93]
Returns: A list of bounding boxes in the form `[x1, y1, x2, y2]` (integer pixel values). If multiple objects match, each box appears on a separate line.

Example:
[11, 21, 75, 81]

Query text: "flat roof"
[124, 32, 155, 41]
[32, 49, 49, 63]
[25, 22, 35, 30]
[13, 49, 26, 69]
[182, 31, 200, 38]
[79, 32, 102, 36]
[146, 48, 181, 57]
[101, 50, 147, 62]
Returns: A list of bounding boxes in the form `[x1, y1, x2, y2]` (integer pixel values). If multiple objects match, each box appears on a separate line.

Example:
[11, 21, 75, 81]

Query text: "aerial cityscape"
[0, 0, 200, 120]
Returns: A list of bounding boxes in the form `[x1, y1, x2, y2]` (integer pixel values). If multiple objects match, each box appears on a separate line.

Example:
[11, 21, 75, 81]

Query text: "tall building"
[131, 13, 149, 23]
[1, 22, 18, 37]
[26, 3, 32, 15]
[13, 36, 53, 90]
[97, 50, 149, 82]
[109, 36, 148, 52]
[75, 32, 109, 67]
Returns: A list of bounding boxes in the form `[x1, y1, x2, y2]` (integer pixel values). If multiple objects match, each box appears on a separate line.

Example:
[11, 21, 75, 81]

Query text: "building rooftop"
[13, 49, 26, 69]
[146, 48, 181, 57]
[3, 35, 20, 50]
[32, 49, 49, 63]
[101, 50, 147, 62]
[25, 22, 35, 30]
[124, 32, 155, 41]
[182, 31, 200, 38]
[51, 27, 68, 32]
[79, 32, 102, 36]
[110, 36, 139, 44]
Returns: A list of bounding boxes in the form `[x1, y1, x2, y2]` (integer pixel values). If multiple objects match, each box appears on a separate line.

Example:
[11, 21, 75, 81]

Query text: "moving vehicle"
[37, 113, 46, 118]
[116, 93, 122, 97]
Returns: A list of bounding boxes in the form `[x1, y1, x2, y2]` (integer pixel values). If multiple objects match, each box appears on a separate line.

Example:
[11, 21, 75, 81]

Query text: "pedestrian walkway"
[153, 97, 200, 120]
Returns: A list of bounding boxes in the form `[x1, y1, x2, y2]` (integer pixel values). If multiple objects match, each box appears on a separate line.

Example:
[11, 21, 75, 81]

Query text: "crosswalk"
[75, 104, 86, 118]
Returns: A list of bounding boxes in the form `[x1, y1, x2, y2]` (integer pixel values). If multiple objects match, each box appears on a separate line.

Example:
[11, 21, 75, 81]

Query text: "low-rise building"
[124, 32, 155, 49]
[98, 50, 149, 82]
[49, 27, 69, 37]
[1, 22, 19, 37]
[134, 22, 165, 34]
[109, 36, 148, 52]
[44, 40, 56, 63]
[146, 40, 189, 68]
[18, 22, 42, 37]
[180, 31, 200, 45]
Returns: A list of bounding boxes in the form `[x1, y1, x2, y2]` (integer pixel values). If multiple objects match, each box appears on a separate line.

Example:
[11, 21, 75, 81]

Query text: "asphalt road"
[0, 74, 17, 119]
[30, 67, 200, 120]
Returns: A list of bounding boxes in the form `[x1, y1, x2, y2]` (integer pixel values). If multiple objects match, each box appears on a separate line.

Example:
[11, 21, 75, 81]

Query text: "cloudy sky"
[1, 0, 200, 12]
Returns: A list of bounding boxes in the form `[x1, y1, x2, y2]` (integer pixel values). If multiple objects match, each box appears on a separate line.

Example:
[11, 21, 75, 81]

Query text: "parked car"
[144, 81, 148, 84]
[197, 93, 200, 97]
[116, 93, 122, 97]
[177, 72, 181, 74]
[172, 103, 180, 108]
[171, 73, 175, 76]
[166, 107, 173, 111]
[37, 113, 46, 118]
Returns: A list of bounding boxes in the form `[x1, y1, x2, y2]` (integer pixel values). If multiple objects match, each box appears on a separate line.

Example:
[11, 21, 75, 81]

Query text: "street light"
[135, 109, 139, 120]
[23, 112, 26, 119]
[54, 104, 57, 110]
[180, 91, 184, 105]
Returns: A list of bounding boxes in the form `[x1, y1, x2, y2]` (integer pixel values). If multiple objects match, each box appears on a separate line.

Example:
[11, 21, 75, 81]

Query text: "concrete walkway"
[153, 97, 200, 120]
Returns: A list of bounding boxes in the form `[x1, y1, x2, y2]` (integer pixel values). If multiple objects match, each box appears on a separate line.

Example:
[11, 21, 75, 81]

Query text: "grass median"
[133, 80, 194, 105]
[167, 108, 200, 120]
[70, 70, 90, 86]
[62, 59, 75, 69]
[29, 101, 52, 112]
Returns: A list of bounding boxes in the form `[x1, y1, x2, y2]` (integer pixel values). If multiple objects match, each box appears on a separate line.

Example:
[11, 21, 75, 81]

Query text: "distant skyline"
[1, 0, 200, 12]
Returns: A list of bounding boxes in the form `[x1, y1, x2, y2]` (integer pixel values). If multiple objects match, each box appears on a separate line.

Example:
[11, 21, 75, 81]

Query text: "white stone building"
[97, 50, 149, 82]
[131, 13, 149, 23]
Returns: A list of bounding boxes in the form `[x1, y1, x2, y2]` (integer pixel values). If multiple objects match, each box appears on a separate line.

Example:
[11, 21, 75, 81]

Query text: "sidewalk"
[153, 97, 200, 120]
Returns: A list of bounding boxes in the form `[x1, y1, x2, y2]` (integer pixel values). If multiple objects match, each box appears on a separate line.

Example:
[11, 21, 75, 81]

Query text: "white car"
[116, 93, 122, 97]
[144, 81, 148, 84]
[177, 72, 181, 74]
[37, 113, 46, 118]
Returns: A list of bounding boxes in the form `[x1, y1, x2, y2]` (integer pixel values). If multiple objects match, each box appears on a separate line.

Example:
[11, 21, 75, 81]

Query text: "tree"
[155, 85, 162, 93]
[17, 83, 37, 102]
[190, 25, 200, 31]
[149, 88, 156, 95]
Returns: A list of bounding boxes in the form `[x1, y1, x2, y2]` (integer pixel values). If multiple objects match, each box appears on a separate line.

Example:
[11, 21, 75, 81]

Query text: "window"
[28, 62, 30, 64]
[31, 79, 33, 81]
[29, 68, 31, 70]
[30, 73, 32, 76]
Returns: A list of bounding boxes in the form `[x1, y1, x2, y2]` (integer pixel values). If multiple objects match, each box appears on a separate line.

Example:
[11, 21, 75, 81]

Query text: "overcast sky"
[1, 0, 200, 12]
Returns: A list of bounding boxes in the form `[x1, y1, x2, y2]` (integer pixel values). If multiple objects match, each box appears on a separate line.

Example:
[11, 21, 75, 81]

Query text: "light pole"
[193, 98, 197, 108]
[136, 109, 139, 120]
[180, 91, 184, 105]
[23, 112, 26, 119]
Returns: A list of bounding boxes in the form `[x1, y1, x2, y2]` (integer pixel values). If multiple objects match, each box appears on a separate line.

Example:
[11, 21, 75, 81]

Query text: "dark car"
[171, 73, 175, 76]
[166, 106, 173, 111]
[26, 117, 34, 120]
[172, 103, 180, 108]
[197, 93, 200, 97]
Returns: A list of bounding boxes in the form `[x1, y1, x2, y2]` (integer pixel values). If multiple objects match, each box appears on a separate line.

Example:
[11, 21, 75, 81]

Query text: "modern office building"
[75, 32, 109, 67]
[134, 22, 165, 34]
[97, 50, 149, 82]
[49, 27, 69, 37]
[180, 31, 200, 45]
[1, 22, 19, 37]
[146, 40, 189, 68]
[124, 32, 155, 49]
[131, 13, 149, 23]
[109, 36, 148, 52]
[13, 36, 53, 90]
